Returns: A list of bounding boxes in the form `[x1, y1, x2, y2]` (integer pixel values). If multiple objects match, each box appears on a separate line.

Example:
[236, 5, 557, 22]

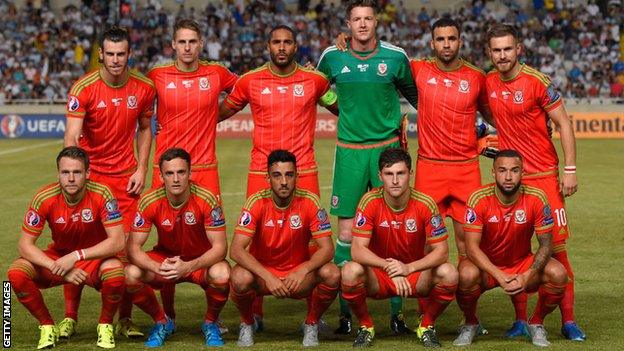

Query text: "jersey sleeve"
[307, 200, 332, 239]
[219, 65, 238, 93]
[65, 84, 88, 118]
[234, 202, 260, 238]
[533, 196, 554, 236]
[223, 76, 249, 111]
[463, 201, 484, 235]
[395, 54, 418, 109]
[352, 200, 375, 238]
[140, 85, 156, 120]
[131, 204, 154, 234]
[535, 76, 562, 112]
[203, 201, 226, 232]
[97, 190, 123, 227]
[22, 201, 47, 237]
[316, 51, 333, 83]
[423, 205, 448, 244]
[476, 72, 489, 112]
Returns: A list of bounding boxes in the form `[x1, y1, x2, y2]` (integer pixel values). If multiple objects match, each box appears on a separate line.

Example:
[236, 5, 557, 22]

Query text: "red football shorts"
[414, 157, 481, 223]
[246, 169, 320, 198]
[34, 248, 106, 289]
[89, 171, 138, 233]
[145, 250, 210, 289]
[152, 166, 221, 201]
[370, 267, 422, 299]
[484, 254, 538, 292]
[523, 173, 569, 244]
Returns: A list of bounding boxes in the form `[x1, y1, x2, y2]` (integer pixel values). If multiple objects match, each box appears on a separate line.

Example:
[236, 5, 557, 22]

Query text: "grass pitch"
[0, 138, 622, 350]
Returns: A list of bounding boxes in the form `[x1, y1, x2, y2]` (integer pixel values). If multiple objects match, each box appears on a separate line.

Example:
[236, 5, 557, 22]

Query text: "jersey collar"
[349, 39, 379, 61]
[267, 62, 299, 78]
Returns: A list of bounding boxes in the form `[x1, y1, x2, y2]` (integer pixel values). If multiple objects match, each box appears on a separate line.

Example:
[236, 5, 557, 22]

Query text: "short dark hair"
[267, 149, 297, 170]
[158, 148, 191, 169]
[493, 149, 523, 162]
[173, 18, 202, 38]
[346, 0, 377, 19]
[99, 25, 130, 47]
[378, 148, 411, 171]
[56, 146, 89, 170]
[267, 25, 297, 43]
[486, 23, 518, 46]
[431, 17, 461, 37]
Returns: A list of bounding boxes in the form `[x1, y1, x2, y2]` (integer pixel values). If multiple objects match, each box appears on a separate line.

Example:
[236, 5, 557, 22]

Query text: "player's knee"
[124, 264, 143, 284]
[208, 261, 231, 283]
[341, 261, 364, 283]
[545, 259, 568, 285]
[436, 262, 459, 285]
[100, 257, 123, 271]
[230, 265, 254, 292]
[319, 263, 341, 287]
[457, 261, 480, 287]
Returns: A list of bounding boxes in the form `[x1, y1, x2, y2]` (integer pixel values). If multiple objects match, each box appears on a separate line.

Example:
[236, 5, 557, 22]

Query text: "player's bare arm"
[217, 100, 242, 122]
[230, 233, 290, 297]
[547, 105, 578, 197]
[161, 230, 227, 280]
[465, 230, 520, 295]
[351, 235, 389, 268]
[63, 117, 84, 147]
[18, 232, 60, 273]
[387, 240, 449, 278]
[478, 104, 496, 128]
[127, 230, 165, 274]
[283, 235, 334, 293]
[334, 32, 349, 51]
[127, 116, 152, 194]
[517, 232, 554, 292]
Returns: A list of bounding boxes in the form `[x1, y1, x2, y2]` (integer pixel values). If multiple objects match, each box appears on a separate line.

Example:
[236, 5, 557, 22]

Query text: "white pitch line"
[0, 140, 63, 156]
[221, 185, 332, 197]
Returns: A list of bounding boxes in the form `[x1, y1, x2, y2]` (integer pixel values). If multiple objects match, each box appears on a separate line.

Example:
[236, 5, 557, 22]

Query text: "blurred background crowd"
[0, 0, 622, 104]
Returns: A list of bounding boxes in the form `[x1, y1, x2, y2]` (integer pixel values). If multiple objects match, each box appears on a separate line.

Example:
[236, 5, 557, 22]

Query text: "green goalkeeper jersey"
[317, 40, 417, 144]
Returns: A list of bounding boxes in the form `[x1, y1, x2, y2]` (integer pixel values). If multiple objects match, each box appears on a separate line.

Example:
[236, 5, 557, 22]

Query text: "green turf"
[1, 138, 622, 350]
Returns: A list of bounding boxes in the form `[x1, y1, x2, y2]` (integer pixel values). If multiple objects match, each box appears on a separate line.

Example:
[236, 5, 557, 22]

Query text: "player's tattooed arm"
[531, 233, 553, 273]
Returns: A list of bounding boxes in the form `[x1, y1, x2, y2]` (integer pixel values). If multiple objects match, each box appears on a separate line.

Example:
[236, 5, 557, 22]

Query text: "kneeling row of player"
[9, 146, 567, 349]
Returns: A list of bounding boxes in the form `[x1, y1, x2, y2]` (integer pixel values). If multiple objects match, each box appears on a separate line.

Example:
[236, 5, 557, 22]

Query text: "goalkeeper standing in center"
[316, 0, 418, 336]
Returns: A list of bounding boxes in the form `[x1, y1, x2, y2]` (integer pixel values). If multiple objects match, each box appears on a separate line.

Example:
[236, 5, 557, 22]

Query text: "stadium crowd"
[0, 0, 622, 103]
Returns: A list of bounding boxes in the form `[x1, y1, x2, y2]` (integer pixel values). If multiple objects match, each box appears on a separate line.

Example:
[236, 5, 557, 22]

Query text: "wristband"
[564, 166, 576, 171]
[74, 249, 86, 261]
[563, 170, 576, 174]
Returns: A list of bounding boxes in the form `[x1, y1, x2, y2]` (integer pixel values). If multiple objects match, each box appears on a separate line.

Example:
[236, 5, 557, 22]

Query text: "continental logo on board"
[552, 112, 623, 139]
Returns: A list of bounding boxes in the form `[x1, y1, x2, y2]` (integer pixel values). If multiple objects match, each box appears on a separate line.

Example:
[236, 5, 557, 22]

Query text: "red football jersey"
[234, 189, 332, 271]
[22, 181, 123, 255]
[148, 61, 237, 169]
[131, 183, 225, 261]
[224, 63, 330, 171]
[66, 70, 155, 174]
[410, 58, 488, 161]
[486, 64, 563, 174]
[352, 187, 448, 262]
[463, 184, 554, 267]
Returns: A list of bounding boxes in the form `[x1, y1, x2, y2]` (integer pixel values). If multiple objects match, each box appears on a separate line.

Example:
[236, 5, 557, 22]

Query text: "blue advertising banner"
[0, 114, 66, 139]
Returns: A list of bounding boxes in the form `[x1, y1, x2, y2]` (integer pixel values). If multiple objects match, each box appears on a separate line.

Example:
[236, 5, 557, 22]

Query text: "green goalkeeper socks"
[390, 296, 403, 315]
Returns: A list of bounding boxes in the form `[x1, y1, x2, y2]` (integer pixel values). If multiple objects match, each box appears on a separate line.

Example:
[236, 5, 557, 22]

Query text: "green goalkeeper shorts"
[330, 138, 399, 218]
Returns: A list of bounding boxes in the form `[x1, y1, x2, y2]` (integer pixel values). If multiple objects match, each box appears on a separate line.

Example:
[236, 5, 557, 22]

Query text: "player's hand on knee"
[283, 268, 307, 293]
[64, 268, 87, 285]
[384, 258, 409, 277]
[51, 253, 79, 276]
[266, 275, 290, 298]
[392, 276, 412, 297]
[335, 32, 350, 51]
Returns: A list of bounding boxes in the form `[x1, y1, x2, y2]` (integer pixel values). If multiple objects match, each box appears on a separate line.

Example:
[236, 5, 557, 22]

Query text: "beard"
[496, 181, 521, 197]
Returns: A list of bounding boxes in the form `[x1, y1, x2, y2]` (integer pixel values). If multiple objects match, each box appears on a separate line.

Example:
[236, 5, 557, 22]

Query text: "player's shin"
[421, 282, 457, 328]
[529, 282, 566, 325]
[99, 266, 125, 324]
[341, 281, 373, 328]
[230, 289, 256, 325]
[511, 291, 528, 321]
[64, 284, 84, 321]
[127, 282, 166, 323]
[456, 285, 482, 325]
[204, 280, 229, 323]
[8, 263, 54, 325]
[305, 283, 339, 324]
[552, 248, 575, 323]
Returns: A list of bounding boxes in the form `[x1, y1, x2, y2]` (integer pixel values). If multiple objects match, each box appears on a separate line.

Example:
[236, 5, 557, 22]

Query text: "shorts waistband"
[523, 170, 558, 179]
[337, 136, 399, 149]
[417, 155, 479, 164]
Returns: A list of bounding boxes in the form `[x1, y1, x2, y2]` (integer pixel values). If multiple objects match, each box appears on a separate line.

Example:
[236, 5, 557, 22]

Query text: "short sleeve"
[99, 194, 123, 228]
[352, 201, 375, 238]
[204, 202, 226, 232]
[65, 86, 88, 118]
[423, 205, 448, 244]
[234, 203, 260, 238]
[219, 65, 238, 92]
[463, 202, 484, 234]
[22, 207, 46, 236]
[535, 77, 562, 112]
[534, 198, 554, 236]
[140, 85, 156, 120]
[224, 76, 249, 110]
[308, 201, 332, 238]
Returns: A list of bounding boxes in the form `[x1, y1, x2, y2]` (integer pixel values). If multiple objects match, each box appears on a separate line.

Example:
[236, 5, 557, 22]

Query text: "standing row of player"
[9, 0, 583, 348]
